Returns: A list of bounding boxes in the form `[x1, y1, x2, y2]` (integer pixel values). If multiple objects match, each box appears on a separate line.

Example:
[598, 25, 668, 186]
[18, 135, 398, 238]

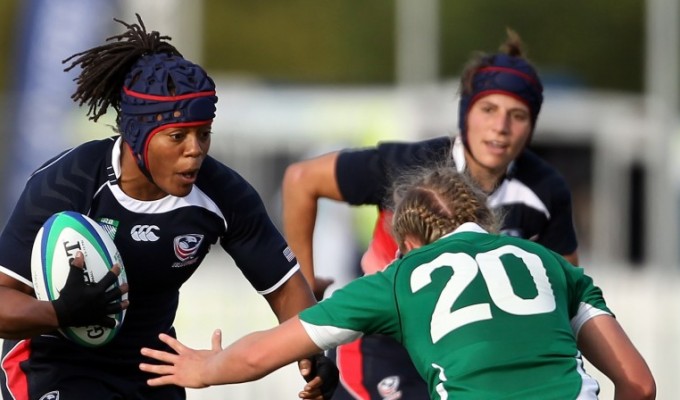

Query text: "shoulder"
[194, 156, 264, 213]
[31, 137, 116, 176]
[376, 136, 452, 167]
[196, 156, 246, 185]
[339, 136, 451, 165]
[512, 149, 570, 194]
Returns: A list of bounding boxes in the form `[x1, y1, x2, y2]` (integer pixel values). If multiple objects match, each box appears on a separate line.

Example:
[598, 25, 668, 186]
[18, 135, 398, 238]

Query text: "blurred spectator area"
[207, 79, 650, 268]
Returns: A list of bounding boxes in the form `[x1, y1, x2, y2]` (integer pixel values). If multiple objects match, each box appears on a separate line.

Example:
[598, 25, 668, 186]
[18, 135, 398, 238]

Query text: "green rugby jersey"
[299, 223, 611, 399]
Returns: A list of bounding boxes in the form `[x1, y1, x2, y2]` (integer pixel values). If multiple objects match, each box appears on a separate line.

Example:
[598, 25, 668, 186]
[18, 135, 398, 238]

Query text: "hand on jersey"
[299, 353, 340, 400]
[52, 252, 129, 328]
[140, 330, 222, 388]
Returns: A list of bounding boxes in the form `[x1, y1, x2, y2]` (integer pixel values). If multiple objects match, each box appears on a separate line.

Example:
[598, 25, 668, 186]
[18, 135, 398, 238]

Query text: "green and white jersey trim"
[571, 303, 612, 337]
[300, 320, 363, 350]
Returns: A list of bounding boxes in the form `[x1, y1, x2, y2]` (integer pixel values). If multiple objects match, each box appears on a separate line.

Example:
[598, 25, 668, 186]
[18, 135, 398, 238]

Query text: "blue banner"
[3, 0, 119, 218]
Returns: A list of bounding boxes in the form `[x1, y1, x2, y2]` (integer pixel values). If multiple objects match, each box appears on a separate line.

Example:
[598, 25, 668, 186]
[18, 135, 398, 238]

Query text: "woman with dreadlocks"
[0, 14, 337, 400]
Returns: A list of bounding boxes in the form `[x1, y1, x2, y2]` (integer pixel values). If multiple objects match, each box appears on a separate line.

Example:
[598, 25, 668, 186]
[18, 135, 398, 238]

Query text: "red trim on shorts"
[1, 339, 30, 400]
[337, 338, 370, 400]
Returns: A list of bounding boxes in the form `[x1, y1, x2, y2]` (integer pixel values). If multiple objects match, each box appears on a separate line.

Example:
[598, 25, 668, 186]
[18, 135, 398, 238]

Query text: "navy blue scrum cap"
[458, 53, 543, 148]
[119, 53, 217, 175]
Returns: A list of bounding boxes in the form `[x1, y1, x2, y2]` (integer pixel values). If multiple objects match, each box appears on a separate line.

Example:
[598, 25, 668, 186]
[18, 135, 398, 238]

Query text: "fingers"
[139, 361, 178, 387]
[145, 374, 176, 387]
[104, 299, 129, 315]
[303, 375, 323, 391]
[69, 252, 85, 269]
[298, 384, 324, 400]
[97, 269, 120, 290]
[141, 346, 178, 364]
[110, 263, 123, 275]
[157, 333, 187, 355]
[118, 282, 129, 295]
[211, 329, 223, 351]
[298, 358, 313, 379]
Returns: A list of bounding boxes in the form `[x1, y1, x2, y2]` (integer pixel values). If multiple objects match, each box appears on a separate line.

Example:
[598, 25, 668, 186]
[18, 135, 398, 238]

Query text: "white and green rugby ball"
[31, 211, 127, 347]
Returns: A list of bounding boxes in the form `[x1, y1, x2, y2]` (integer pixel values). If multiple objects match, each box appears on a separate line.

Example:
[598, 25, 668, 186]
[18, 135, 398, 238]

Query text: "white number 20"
[410, 245, 556, 343]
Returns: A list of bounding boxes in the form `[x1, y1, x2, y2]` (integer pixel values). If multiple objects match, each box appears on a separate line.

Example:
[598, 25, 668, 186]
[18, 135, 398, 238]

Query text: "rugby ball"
[31, 211, 127, 347]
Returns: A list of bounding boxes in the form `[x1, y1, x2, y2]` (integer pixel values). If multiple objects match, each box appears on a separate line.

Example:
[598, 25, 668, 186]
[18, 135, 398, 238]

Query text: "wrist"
[51, 298, 72, 328]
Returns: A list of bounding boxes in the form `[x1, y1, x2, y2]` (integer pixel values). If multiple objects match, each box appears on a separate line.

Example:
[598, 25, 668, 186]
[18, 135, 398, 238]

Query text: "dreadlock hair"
[62, 13, 182, 122]
[391, 165, 502, 251]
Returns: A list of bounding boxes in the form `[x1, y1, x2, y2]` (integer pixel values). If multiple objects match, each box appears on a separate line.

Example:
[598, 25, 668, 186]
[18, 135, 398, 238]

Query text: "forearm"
[204, 331, 285, 384]
[579, 315, 656, 399]
[203, 319, 323, 386]
[282, 153, 343, 289]
[0, 286, 59, 338]
[281, 185, 318, 287]
[266, 272, 316, 323]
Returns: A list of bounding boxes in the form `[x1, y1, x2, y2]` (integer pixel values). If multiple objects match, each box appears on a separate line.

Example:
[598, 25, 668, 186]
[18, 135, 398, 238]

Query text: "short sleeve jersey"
[0, 137, 298, 363]
[336, 136, 578, 273]
[300, 223, 610, 399]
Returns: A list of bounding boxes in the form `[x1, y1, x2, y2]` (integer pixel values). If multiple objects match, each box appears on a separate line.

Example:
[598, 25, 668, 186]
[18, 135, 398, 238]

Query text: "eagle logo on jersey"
[377, 375, 402, 400]
[38, 391, 60, 400]
[173, 234, 204, 261]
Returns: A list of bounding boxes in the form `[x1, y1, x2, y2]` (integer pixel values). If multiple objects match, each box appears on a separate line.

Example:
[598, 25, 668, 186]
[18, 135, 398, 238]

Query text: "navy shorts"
[329, 334, 429, 400]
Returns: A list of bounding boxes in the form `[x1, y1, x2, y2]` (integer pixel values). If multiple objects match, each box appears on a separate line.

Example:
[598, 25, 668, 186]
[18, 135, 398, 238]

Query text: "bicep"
[283, 151, 344, 202]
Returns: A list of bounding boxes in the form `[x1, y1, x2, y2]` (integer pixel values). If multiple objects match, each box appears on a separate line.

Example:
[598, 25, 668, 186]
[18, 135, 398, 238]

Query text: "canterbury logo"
[130, 225, 160, 241]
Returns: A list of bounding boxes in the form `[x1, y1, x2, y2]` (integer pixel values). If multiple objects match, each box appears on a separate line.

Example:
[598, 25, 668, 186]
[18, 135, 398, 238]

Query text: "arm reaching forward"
[140, 317, 325, 396]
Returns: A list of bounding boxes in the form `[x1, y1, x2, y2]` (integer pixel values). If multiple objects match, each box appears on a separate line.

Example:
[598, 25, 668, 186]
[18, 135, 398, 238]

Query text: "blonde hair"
[391, 166, 501, 249]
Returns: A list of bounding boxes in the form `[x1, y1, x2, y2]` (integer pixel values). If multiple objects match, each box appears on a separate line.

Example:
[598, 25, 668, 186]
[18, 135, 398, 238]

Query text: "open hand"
[140, 329, 223, 388]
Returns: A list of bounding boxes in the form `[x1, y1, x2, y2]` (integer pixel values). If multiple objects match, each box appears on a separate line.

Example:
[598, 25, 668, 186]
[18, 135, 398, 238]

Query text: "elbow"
[617, 376, 656, 400]
[282, 162, 307, 192]
[636, 379, 657, 400]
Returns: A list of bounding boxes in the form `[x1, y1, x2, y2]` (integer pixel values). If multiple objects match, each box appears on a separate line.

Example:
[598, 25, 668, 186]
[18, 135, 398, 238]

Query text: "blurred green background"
[0, 0, 644, 90]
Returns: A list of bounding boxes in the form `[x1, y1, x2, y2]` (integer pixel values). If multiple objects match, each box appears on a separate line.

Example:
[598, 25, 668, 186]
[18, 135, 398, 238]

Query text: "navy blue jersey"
[0, 136, 297, 363]
[336, 136, 577, 274]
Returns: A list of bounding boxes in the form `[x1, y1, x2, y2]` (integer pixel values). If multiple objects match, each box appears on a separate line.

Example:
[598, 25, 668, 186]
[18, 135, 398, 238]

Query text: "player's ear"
[401, 235, 423, 256]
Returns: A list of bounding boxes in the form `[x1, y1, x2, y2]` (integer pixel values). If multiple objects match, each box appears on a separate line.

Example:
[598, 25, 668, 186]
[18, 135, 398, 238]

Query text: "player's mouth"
[484, 140, 509, 155]
[177, 170, 198, 184]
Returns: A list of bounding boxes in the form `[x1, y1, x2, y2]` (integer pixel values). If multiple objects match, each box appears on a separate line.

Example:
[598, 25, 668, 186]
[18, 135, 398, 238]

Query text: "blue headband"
[458, 53, 543, 148]
[119, 53, 218, 176]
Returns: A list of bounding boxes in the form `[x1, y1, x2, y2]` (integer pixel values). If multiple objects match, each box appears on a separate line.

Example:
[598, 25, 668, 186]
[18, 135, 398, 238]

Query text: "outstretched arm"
[578, 314, 656, 400]
[140, 316, 322, 388]
[282, 151, 344, 298]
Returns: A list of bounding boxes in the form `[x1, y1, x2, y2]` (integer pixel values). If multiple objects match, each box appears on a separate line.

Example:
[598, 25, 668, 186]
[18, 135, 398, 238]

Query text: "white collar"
[451, 135, 516, 177]
[440, 222, 489, 240]
[111, 136, 123, 179]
